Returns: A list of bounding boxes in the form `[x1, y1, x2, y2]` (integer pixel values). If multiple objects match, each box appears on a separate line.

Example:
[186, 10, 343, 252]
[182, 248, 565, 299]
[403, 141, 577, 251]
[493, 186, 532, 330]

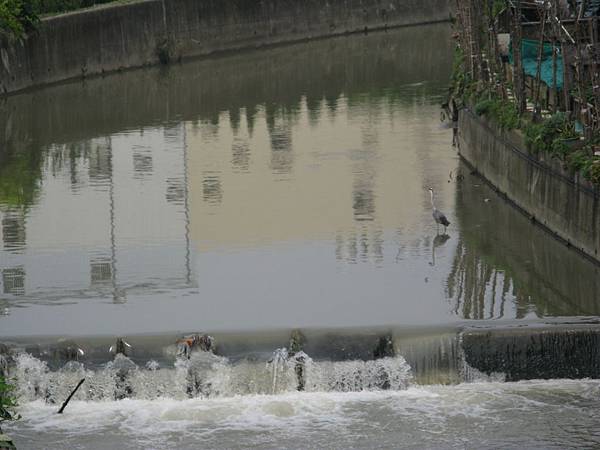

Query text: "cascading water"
[266, 348, 291, 394]
[7, 349, 415, 405]
[4, 329, 600, 450]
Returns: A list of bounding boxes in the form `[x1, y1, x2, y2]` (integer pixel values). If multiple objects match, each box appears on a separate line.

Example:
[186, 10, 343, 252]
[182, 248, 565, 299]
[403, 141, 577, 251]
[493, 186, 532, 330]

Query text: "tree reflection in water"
[447, 166, 600, 320]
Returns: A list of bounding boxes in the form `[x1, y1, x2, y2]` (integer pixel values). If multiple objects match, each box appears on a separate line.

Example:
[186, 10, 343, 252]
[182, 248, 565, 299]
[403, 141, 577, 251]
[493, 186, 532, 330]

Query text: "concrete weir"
[458, 109, 600, 265]
[3, 325, 600, 389]
[462, 326, 600, 381]
[0, 0, 451, 95]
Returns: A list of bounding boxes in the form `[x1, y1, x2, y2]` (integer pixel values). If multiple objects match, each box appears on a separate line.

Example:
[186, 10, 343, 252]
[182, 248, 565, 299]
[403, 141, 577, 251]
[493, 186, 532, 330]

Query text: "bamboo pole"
[534, 4, 548, 118]
[511, 0, 527, 113]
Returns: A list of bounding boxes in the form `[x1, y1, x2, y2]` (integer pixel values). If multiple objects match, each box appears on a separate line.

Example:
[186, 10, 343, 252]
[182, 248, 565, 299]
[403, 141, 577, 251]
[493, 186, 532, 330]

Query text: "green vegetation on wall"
[451, 45, 600, 187]
[0, 0, 37, 40]
[0, 0, 114, 40]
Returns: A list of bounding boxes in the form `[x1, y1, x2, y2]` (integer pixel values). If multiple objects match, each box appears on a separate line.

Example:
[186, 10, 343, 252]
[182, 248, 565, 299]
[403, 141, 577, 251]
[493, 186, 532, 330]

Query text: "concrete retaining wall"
[0, 0, 451, 95]
[462, 326, 600, 380]
[458, 109, 600, 265]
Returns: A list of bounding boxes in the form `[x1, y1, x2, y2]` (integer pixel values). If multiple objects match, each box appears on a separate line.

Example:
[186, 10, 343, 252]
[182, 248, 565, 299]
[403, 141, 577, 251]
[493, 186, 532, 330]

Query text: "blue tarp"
[509, 38, 564, 90]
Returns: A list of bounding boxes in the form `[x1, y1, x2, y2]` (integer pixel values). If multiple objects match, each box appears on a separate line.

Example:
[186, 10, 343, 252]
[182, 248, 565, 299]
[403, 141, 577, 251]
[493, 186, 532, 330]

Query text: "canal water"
[1, 23, 600, 449]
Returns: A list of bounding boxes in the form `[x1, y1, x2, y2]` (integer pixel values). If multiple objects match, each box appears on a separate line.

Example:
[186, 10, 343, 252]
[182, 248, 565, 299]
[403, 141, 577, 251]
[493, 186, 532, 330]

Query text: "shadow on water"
[448, 164, 600, 319]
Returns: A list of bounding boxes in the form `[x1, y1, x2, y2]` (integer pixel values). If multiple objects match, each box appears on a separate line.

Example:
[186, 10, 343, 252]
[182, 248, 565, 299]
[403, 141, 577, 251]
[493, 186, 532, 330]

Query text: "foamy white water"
[6, 380, 600, 449]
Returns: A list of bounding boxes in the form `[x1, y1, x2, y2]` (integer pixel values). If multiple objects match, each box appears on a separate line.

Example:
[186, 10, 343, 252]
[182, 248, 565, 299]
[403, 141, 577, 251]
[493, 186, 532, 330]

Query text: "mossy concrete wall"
[458, 109, 600, 265]
[0, 0, 451, 95]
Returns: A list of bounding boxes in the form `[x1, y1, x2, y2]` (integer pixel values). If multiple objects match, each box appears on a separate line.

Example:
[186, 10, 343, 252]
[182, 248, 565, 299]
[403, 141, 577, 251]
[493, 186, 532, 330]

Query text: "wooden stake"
[57, 378, 85, 414]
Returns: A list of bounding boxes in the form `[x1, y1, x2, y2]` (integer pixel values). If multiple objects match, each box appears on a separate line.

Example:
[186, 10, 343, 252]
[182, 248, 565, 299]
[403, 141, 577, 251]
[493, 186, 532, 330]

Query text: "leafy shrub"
[588, 161, 600, 184]
[0, 376, 19, 423]
[524, 113, 579, 157]
[0, 0, 38, 40]
[1, 0, 115, 40]
[566, 149, 592, 173]
[524, 121, 543, 152]
[495, 100, 519, 130]
[474, 98, 494, 116]
[473, 95, 520, 130]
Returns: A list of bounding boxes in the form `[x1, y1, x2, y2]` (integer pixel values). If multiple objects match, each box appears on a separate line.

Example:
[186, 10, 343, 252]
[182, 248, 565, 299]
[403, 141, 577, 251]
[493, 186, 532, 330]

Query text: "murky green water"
[1, 24, 599, 337]
[2, 23, 600, 450]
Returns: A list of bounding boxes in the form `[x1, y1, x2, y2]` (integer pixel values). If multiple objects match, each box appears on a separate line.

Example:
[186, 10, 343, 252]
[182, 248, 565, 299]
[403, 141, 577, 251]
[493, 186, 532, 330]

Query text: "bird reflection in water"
[429, 233, 450, 267]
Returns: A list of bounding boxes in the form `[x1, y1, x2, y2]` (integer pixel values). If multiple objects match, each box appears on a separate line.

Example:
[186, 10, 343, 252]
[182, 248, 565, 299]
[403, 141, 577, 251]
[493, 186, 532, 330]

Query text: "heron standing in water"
[428, 187, 450, 234]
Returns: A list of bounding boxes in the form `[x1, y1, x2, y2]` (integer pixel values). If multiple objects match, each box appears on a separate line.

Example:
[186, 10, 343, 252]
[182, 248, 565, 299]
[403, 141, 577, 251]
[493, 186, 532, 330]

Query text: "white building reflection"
[0, 125, 193, 304]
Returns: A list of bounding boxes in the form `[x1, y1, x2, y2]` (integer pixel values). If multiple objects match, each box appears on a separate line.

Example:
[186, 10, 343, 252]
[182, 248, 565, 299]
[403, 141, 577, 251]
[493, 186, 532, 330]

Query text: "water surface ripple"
[1, 24, 599, 336]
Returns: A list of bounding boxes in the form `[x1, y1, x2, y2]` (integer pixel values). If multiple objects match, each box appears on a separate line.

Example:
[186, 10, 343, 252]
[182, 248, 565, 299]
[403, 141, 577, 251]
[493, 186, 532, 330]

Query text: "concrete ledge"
[0, 0, 451, 95]
[5, 324, 600, 382]
[458, 109, 600, 265]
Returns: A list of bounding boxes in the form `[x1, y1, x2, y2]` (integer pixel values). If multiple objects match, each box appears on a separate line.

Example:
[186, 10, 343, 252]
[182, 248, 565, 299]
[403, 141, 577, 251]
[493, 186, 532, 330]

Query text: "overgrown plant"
[0, 376, 19, 424]
[524, 113, 579, 157]
[0, 0, 37, 41]
[0, 0, 115, 40]
[474, 94, 520, 130]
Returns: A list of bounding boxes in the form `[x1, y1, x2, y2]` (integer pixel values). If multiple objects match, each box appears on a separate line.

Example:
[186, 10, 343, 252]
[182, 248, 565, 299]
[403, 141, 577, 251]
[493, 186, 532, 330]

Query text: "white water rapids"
[4, 351, 600, 449]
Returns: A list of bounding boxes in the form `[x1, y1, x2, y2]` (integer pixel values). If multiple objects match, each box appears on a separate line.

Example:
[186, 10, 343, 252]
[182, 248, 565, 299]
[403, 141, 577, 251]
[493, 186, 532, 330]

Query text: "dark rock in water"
[0, 345, 15, 379]
[373, 334, 395, 359]
[184, 352, 220, 398]
[110, 338, 131, 357]
[372, 335, 395, 389]
[289, 329, 306, 354]
[288, 330, 308, 391]
[0, 354, 8, 379]
[462, 328, 600, 381]
[111, 354, 137, 400]
[294, 357, 306, 391]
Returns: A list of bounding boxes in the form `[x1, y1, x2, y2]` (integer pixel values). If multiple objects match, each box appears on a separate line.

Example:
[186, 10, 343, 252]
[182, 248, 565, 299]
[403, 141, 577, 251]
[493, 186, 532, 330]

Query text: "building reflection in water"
[90, 257, 112, 287]
[0, 23, 469, 331]
[447, 166, 600, 319]
[2, 209, 26, 252]
[132, 149, 153, 180]
[231, 139, 251, 173]
[335, 228, 384, 265]
[202, 172, 223, 205]
[268, 121, 294, 176]
[2, 267, 25, 296]
[0, 127, 194, 306]
[166, 177, 185, 204]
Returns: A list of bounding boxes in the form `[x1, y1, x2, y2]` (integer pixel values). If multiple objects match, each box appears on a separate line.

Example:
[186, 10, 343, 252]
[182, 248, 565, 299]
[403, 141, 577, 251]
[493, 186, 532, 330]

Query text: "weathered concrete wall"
[462, 326, 600, 380]
[458, 109, 600, 264]
[0, 0, 451, 95]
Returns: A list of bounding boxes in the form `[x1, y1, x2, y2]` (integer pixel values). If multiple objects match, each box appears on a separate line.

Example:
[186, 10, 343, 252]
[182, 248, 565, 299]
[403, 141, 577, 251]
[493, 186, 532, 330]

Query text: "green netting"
[509, 38, 564, 90]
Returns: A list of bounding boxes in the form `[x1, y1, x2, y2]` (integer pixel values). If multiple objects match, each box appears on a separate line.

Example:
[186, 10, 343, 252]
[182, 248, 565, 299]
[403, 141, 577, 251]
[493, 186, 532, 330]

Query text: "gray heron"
[428, 187, 450, 234]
